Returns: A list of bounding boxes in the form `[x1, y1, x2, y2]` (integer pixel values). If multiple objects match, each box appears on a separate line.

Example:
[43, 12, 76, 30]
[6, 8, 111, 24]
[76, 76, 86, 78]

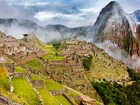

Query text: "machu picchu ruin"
[0, 31, 133, 105]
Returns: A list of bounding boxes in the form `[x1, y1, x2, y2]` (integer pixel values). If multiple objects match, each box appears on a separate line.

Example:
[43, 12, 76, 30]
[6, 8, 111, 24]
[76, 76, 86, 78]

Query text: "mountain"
[0, 18, 92, 43]
[90, 1, 140, 71]
[131, 10, 140, 24]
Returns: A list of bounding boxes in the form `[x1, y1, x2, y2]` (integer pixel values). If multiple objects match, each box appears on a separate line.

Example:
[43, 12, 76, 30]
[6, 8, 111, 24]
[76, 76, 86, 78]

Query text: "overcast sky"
[1, 0, 140, 27]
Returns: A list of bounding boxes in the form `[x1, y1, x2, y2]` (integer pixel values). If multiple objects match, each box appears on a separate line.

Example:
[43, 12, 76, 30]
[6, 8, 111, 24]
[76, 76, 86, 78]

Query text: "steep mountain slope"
[91, 1, 140, 71]
[0, 31, 131, 105]
[131, 10, 140, 24]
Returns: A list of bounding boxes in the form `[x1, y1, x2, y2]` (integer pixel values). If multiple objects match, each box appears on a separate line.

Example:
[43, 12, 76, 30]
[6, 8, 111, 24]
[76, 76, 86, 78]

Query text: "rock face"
[90, 1, 140, 71]
[131, 10, 140, 24]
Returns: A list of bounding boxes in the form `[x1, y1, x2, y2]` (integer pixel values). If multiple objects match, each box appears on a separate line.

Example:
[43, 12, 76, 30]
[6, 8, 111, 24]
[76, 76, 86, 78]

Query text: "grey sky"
[1, 0, 140, 27]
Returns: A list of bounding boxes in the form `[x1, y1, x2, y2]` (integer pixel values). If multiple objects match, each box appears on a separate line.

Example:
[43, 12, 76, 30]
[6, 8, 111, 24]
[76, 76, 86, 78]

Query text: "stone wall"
[12, 72, 30, 78]
[50, 61, 64, 66]
[0, 95, 21, 105]
[32, 80, 45, 88]
[73, 96, 96, 105]
[6, 63, 15, 76]
[49, 88, 69, 96]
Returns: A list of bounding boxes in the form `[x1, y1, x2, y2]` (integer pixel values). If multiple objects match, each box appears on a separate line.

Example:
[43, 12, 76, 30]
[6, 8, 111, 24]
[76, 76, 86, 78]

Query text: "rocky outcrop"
[0, 95, 21, 105]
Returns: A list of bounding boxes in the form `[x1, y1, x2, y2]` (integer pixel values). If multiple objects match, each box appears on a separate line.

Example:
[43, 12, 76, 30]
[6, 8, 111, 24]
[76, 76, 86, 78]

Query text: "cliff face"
[90, 1, 140, 71]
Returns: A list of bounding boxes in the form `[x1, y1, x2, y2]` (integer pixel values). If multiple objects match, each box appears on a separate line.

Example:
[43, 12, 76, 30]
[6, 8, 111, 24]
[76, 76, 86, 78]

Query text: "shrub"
[82, 55, 93, 70]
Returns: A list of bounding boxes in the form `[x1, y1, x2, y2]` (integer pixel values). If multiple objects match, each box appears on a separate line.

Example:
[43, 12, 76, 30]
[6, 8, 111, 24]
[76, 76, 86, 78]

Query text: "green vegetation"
[0, 66, 27, 104]
[82, 55, 93, 70]
[44, 44, 56, 53]
[37, 88, 59, 105]
[16, 66, 26, 73]
[50, 56, 64, 61]
[42, 77, 64, 90]
[32, 62, 41, 70]
[127, 68, 140, 81]
[31, 74, 41, 81]
[42, 53, 54, 60]
[69, 90, 79, 97]
[54, 95, 72, 105]
[93, 68, 140, 105]
[0, 66, 10, 90]
[25, 60, 38, 68]
[86, 52, 128, 81]
[12, 77, 40, 105]
[52, 42, 61, 50]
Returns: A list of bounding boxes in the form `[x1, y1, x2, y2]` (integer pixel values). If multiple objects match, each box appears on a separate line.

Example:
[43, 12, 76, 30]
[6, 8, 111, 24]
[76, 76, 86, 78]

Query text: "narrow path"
[63, 85, 95, 101]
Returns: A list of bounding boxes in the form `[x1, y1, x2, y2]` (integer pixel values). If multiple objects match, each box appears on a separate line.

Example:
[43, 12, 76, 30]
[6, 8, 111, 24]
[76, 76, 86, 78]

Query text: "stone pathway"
[0, 57, 8, 63]
[63, 85, 95, 102]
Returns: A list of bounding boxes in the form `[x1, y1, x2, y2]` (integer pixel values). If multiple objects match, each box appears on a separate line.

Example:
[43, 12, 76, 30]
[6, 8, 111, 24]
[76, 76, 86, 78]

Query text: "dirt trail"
[63, 85, 95, 101]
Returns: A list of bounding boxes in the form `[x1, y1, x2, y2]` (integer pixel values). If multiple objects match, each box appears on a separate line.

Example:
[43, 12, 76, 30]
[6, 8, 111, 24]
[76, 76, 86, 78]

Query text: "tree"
[82, 55, 93, 70]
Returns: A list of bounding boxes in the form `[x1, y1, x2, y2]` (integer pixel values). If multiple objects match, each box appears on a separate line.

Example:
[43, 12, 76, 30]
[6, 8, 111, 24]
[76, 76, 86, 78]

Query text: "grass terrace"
[12, 77, 40, 105]
[0, 66, 10, 90]
[16, 66, 26, 73]
[32, 62, 41, 71]
[42, 53, 54, 60]
[37, 88, 59, 105]
[24, 60, 38, 68]
[41, 76, 64, 90]
[31, 74, 41, 81]
[0, 66, 27, 104]
[50, 56, 64, 61]
[0, 87, 27, 104]
[69, 90, 79, 97]
[86, 53, 128, 82]
[54, 95, 72, 105]
[44, 44, 56, 53]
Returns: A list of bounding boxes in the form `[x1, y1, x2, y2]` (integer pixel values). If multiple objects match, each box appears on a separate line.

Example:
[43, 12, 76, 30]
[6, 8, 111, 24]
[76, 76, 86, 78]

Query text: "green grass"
[32, 62, 41, 70]
[16, 66, 26, 73]
[42, 54, 54, 60]
[0, 87, 27, 104]
[31, 74, 41, 81]
[25, 60, 38, 68]
[44, 45, 56, 53]
[0, 66, 27, 104]
[37, 88, 59, 105]
[12, 77, 40, 105]
[50, 56, 64, 61]
[0, 66, 10, 91]
[41, 77, 64, 90]
[69, 90, 79, 97]
[54, 95, 72, 105]
[86, 52, 128, 82]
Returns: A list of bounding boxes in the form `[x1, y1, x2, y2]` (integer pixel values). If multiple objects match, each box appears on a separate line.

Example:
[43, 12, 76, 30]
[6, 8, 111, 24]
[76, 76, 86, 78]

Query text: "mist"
[0, 22, 63, 43]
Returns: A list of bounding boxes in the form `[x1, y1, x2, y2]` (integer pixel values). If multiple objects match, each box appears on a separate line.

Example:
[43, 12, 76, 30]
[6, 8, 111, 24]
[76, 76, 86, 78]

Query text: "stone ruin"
[32, 80, 45, 88]
[0, 95, 21, 105]
[49, 88, 69, 96]
[6, 63, 15, 76]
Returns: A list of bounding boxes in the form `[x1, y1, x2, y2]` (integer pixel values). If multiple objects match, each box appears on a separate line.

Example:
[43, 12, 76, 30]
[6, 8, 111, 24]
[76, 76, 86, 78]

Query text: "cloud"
[1, 0, 140, 27]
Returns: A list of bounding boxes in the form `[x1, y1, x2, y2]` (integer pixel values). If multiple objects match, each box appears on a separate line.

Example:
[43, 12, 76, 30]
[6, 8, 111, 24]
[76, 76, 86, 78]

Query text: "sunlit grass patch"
[50, 56, 64, 61]
[16, 66, 26, 73]
[37, 88, 59, 105]
[31, 74, 41, 81]
[32, 62, 41, 70]
[69, 90, 79, 97]
[41, 76, 64, 90]
[12, 77, 40, 105]
[25, 60, 38, 68]
[0, 66, 10, 90]
[54, 95, 72, 105]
